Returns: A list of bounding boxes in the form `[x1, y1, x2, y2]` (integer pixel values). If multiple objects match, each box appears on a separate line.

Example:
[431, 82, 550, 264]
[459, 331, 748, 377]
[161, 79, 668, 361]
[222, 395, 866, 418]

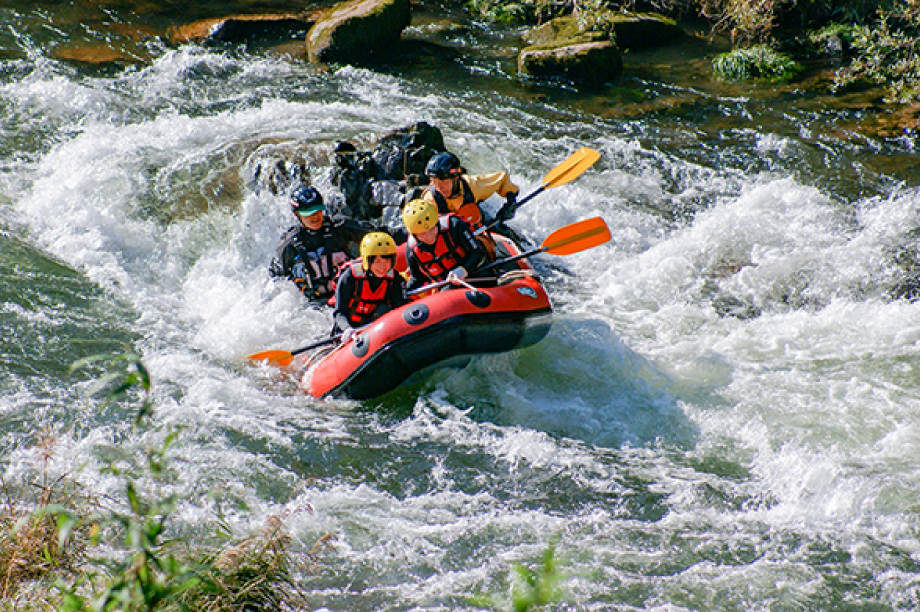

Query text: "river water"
[3, 2, 920, 610]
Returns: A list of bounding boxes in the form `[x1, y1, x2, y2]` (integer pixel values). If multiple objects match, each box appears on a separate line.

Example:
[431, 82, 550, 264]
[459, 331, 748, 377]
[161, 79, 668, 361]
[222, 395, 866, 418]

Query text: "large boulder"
[608, 13, 683, 50]
[169, 14, 316, 45]
[306, 0, 411, 65]
[518, 39, 623, 87]
[524, 13, 682, 51]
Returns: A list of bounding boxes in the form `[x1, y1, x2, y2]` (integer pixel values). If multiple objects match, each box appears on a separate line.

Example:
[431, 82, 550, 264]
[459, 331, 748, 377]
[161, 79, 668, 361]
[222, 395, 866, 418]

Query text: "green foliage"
[511, 543, 563, 612]
[1, 352, 314, 611]
[574, 0, 619, 37]
[468, 542, 565, 611]
[699, 0, 777, 43]
[712, 44, 802, 81]
[466, 0, 533, 24]
[51, 423, 198, 611]
[833, 7, 920, 103]
[70, 351, 152, 423]
[806, 22, 859, 55]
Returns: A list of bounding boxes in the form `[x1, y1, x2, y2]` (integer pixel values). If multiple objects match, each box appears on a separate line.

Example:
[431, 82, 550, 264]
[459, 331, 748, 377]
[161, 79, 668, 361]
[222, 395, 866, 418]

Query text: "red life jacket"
[407, 216, 469, 282]
[344, 260, 397, 326]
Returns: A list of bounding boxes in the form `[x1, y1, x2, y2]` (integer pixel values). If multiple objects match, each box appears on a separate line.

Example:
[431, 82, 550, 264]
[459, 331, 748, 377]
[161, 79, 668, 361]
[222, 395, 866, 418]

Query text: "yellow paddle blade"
[542, 216, 611, 256]
[540, 147, 601, 189]
[247, 349, 295, 367]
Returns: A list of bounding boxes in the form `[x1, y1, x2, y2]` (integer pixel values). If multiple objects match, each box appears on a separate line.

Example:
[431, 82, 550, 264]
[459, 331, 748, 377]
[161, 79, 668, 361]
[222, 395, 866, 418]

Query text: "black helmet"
[425, 152, 461, 179]
[333, 141, 358, 154]
[290, 185, 324, 216]
[334, 141, 358, 168]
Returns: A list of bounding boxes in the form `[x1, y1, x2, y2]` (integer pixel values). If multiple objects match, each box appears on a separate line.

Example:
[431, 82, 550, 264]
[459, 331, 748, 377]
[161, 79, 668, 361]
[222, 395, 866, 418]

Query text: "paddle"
[247, 335, 342, 367]
[477, 216, 611, 274]
[250, 218, 608, 367]
[478, 146, 601, 234]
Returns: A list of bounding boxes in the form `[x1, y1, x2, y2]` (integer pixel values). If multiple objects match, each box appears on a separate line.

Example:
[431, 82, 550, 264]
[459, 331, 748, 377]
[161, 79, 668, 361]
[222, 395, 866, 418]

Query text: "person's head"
[401, 199, 439, 245]
[334, 141, 358, 168]
[360, 232, 397, 277]
[425, 152, 461, 198]
[290, 185, 325, 230]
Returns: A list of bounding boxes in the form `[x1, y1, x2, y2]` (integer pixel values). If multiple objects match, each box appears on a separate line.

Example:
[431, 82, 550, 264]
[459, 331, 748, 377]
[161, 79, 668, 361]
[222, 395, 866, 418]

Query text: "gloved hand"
[496, 191, 518, 223]
[446, 267, 468, 284]
[291, 262, 311, 293]
[340, 328, 357, 344]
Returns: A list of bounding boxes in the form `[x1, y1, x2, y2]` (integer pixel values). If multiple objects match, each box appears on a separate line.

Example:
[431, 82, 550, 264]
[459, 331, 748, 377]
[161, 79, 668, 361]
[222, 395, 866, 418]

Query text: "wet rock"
[519, 40, 623, 87]
[169, 14, 316, 46]
[51, 43, 144, 66]
[306, 0, 412, 65]
[524, 13, 683, 52]
[609, 13, 684, 50]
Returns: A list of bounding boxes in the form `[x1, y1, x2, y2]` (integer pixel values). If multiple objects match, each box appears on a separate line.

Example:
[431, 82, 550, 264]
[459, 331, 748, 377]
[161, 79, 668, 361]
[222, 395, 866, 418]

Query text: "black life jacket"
[344, 260, 397, 326]
[407, 216, 468, 282]
[292, 222, 346, 299]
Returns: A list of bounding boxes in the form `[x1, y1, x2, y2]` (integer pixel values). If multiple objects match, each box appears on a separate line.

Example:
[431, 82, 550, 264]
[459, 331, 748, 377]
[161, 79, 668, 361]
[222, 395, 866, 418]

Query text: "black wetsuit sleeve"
[405, 250, 428, 292]
[388, 275, 409, 309]
[449, 217, 487, 274]
[269, 228, 299, 277]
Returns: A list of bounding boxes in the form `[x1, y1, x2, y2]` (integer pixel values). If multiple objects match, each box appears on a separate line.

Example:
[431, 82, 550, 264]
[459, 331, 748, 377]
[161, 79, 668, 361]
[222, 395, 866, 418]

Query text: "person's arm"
[405, 250, 428, 292]
[332, 269, 358, 331]
[448, 217, 487, 274]
[387, 275, 409, 309]
[269, 228, 297, 277]
[467, 171, 519, 202]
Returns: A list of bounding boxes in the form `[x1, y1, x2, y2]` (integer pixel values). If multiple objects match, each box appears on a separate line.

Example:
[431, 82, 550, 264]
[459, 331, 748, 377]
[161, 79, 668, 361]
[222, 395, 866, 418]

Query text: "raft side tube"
[327, 307, 553, 400]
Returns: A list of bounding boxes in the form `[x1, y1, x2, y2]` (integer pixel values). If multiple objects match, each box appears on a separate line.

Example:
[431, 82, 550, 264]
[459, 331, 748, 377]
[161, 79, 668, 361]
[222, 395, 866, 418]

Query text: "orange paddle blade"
[542, 216, 611, 255]
[540, 147, 601, 189]
[247, 349, 295, 367]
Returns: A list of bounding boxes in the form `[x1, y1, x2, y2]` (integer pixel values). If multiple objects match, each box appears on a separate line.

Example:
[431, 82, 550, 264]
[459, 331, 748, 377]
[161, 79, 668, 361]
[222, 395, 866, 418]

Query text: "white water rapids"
[2, 43, 920, 610]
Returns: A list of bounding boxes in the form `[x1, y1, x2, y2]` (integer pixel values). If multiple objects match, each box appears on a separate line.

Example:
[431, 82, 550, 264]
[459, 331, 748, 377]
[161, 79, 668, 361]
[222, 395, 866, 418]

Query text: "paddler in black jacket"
[401, 199, 488, 293]
[269, 185, 372, 304]
[332, 231, 408, 341]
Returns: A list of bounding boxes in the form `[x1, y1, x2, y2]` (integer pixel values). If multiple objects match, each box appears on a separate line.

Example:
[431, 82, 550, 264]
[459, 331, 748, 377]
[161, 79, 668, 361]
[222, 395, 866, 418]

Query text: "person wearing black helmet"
[269, 185, 373, 304]
[422, 151, 520, 233]
[330, 141, 384, 222]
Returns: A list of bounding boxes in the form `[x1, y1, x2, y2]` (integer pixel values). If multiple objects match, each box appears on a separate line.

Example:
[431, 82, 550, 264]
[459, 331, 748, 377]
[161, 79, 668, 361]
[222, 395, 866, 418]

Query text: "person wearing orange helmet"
[332, 231, 408, 340]
[401, 199, 487, 293]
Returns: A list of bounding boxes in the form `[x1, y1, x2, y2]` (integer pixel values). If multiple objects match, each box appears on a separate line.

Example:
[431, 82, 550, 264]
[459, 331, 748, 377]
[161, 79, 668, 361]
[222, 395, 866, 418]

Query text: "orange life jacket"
[344, 260, 397, 326]
[407, 216, 468, 282]
[428, 178, 484, 228]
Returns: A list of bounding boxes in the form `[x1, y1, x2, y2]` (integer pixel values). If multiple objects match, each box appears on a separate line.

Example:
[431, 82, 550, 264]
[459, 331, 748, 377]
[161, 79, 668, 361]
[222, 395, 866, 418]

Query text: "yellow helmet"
[401, 199, 438, 235]
[360, 232, 397, 270]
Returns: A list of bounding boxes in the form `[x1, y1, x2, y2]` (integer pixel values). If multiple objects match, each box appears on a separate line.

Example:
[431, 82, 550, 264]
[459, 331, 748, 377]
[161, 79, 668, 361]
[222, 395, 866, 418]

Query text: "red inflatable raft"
[301, 234, 553, 400]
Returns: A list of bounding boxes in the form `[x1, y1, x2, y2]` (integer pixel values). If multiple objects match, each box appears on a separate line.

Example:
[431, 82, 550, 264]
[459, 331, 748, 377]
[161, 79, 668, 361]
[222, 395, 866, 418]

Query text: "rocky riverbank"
[24, 0, 920, 138]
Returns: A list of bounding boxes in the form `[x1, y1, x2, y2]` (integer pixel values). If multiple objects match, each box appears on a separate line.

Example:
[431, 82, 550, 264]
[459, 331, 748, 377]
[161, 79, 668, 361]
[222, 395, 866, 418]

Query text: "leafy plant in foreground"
[712, 44, 802, 81]
[7, 352, 317, 611]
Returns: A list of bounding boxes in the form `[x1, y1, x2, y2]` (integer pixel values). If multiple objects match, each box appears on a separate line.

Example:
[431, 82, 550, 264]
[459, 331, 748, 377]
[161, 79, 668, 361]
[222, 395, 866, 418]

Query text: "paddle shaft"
[477, 216, 611, 274]
[407, 276, 497, 296]
[477, 246, 545, 274]
[289, 335, 341, 357]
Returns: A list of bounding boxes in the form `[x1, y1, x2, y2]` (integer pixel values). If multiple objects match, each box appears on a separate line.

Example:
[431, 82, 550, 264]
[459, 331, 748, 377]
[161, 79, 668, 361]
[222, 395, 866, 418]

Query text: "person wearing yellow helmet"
[332, 231, 408, 338]
[401, 199, 487, 293]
